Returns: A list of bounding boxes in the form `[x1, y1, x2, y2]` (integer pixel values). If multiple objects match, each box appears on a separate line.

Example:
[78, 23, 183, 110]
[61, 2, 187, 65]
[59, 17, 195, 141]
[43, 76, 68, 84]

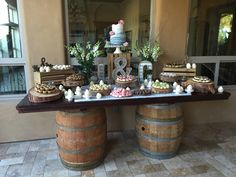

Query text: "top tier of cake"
[112, 23, 124, 34]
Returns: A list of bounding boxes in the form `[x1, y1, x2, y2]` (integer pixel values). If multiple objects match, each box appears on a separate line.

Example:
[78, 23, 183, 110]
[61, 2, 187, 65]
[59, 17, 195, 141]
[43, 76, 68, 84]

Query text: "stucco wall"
[0, 0, 65, 142]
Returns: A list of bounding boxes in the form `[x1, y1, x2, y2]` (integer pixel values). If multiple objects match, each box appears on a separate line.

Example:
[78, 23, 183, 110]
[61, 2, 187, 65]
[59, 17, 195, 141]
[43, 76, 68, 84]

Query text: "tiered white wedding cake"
[110, 20, 126, 45]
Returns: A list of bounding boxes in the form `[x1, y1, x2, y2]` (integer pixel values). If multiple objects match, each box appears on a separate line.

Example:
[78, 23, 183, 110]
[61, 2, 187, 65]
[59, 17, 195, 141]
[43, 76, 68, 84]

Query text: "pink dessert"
[110, 88, 132, 98]
[116, 75, 134, 82]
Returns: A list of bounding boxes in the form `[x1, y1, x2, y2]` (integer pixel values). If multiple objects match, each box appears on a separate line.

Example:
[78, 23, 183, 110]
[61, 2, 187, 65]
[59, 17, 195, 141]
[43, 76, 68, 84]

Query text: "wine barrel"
[56, 108, 107, 171]
[136, 104, 183, 159]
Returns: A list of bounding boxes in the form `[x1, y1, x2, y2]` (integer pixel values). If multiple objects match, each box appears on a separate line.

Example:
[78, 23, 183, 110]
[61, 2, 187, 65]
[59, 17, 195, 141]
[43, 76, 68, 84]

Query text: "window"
[188, 0, 236, 88]
[0, 0, 27, 96]
[65, 0, 151, 65]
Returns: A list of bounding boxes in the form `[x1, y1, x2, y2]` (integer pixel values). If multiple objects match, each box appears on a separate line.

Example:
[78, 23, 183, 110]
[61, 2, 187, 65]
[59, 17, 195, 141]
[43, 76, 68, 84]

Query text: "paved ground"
[0, 122, 236, 177]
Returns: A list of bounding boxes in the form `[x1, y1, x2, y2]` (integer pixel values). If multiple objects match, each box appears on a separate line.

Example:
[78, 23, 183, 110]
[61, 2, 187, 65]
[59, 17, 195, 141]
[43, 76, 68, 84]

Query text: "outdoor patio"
[0, 121, 236, 177]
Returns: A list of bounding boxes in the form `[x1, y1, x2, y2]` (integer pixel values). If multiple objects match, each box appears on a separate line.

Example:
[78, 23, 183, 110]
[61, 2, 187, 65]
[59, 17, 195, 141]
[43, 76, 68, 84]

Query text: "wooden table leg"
[136, 103, 183, 159]
[55, 108, 107, 171]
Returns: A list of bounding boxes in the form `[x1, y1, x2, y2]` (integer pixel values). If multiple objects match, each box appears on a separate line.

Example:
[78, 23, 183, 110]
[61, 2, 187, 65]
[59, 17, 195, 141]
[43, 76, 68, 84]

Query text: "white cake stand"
[114, 46, 122, 54]
[105, 42, 127, 54]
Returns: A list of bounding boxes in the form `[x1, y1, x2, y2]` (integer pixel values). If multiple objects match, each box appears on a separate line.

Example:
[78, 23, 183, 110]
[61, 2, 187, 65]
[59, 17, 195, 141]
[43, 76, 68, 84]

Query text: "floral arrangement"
[135, 41, 163, 63]
[66, 41, 102, 82]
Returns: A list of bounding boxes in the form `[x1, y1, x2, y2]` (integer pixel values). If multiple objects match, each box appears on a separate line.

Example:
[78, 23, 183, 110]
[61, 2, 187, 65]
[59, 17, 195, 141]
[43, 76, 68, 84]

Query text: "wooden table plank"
[16, 92, 231, 113]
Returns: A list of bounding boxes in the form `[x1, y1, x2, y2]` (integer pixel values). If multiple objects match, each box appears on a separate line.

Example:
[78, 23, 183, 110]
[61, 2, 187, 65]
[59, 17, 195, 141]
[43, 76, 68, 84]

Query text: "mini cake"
[152, 81, 172, 94]
[63, 74, 85, 87]
[192, 76, 211, 83]
[110, 88, 132, 98]
[159, 72, 178, 83]
[89, 84, 111, 96]
[110, 20, 126, 45]
[115, 75, 134, 88]
[34, 83, 57, 94]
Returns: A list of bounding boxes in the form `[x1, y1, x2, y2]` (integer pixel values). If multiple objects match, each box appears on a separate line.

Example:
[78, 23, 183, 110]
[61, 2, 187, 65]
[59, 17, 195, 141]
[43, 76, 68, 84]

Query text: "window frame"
[0, 0, 29, 99]
[187, 0, 236, 90]
[64, 0, 152, 65]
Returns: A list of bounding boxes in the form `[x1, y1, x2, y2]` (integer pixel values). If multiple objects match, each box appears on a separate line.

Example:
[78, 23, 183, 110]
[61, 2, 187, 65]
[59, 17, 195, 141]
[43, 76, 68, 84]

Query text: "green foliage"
[217, 14, 233, 45]
[135, 41, 163, 63]
[66, 41, 103, 79]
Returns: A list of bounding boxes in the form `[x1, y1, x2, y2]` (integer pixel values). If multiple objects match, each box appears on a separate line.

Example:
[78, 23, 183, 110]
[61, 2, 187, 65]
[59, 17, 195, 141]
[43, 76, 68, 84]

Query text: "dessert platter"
[152, 81, 172, 94]
[89, 81, 112, 96]
[28, 83, 63, 103]
[165, 62, 186, 68]
[132, 85, 152, 96]
[182, 76, 215, 94]
[159, 72, 178, 83]
[163, 61, 196, 78]
[110, 87, 132, 98]
[62, 74, 85, 87]
[115, 75, 135, 88]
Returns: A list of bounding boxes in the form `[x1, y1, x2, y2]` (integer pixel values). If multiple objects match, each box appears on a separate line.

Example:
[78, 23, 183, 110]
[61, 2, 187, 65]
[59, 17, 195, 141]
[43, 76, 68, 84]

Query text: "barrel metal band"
[59, 109, 105, 117]
[136, 114, 183, 125]
[60, 155, 103, 166]
[57, 143, 105, 155]
[136, 131, 182, 142]
[60, 156, 104, 171]
[139, 147, 178, 159]
[56, 122, 106, 132]
[144, 103, 181, 109]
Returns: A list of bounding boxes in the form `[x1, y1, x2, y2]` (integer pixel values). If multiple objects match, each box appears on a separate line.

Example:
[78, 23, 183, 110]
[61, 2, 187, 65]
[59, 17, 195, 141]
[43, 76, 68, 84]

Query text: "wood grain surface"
[28, 88, 63, 103]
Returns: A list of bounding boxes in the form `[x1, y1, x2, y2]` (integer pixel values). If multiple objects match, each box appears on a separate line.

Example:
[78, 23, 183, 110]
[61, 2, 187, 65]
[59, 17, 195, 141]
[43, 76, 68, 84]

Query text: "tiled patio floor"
[0, 122, 236, 177]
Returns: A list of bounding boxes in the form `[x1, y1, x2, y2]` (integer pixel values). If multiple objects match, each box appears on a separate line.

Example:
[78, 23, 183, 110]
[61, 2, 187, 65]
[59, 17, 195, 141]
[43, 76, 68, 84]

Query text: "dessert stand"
[105, 42, 125, 54]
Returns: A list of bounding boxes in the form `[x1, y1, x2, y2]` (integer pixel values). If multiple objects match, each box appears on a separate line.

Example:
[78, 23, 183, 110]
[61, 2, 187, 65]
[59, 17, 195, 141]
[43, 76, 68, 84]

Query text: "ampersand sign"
[112, 58, 127, 80]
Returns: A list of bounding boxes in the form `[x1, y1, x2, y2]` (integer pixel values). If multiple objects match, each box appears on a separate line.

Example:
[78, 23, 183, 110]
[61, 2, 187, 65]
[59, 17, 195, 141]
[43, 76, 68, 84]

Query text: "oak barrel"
[56, 108, 107, 170]
[136, 104, 183, 159]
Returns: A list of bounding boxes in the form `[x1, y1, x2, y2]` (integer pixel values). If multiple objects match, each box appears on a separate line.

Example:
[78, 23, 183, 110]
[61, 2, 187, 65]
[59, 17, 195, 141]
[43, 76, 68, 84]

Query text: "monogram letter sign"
[139, 61, 153, 82]
[97, 64, 105, 81]
[112, 58, 127, 80]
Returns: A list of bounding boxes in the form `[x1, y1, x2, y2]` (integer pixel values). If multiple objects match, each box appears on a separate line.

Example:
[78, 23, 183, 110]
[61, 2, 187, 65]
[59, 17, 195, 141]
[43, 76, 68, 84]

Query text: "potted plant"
[135, 41, 163, 79]
[66, 41, 103, 83]
[135, 41, 163, 63]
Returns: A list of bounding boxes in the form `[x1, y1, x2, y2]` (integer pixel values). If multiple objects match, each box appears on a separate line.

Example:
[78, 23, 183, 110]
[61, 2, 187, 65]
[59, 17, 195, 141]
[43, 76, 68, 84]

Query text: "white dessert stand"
[114, 46, 122, 54]
[105, 43, 127, 54]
